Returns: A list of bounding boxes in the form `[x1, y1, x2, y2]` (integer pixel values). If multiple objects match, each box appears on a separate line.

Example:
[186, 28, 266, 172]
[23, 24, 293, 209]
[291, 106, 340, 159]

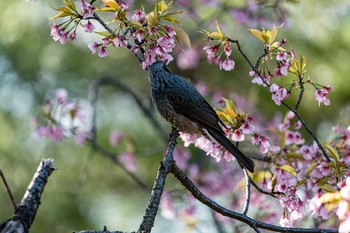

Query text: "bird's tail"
[205, 128, 255, 173]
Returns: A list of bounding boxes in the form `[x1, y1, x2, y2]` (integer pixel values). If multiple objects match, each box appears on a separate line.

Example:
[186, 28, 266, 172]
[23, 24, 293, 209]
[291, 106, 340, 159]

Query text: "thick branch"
[138, 128, 178, 233]
[0, 159, 56, 233]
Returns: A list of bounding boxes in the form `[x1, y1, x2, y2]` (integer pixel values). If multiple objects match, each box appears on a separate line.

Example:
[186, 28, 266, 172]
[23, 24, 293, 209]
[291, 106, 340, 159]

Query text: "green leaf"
[222, 97, 236, 114]
[49, 11, 73, 20]
[173, 25, 191, 49]
[319, 184, 336, 193]
[275, 165, 297, 177]
[305, 162, 318, 176]
[64, 0, 77, 13]
[285, 153, 303, 159]
[94, 31, 112, 37]
[324, 143, 340, 162]
[247, 29, 264, 42]
[162, 15, 180, 24]
[280, 130, 285, 149]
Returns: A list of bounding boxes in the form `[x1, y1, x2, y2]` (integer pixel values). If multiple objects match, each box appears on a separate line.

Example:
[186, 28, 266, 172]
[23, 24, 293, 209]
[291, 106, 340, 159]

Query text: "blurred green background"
[0, 0, 349, 232]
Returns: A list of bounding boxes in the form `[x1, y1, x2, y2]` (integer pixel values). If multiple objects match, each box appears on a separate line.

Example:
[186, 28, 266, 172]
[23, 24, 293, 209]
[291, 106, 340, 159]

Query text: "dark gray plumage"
[148, 61, 254, 172]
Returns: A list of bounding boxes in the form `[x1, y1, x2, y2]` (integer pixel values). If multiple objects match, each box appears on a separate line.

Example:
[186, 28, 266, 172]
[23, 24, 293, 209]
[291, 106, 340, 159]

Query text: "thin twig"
[0, 169, 17, 210]
[228, 38, 330, 162]
[94, 144, 149, 190]
[250, 179, 280, 198]
[280, 103, 330, 162]
[75, 149, 96, 195]
[295, 78, 305, 111]
[91, 12, 143, 62]
[241, 169, 250, 215]
[210, 210, 226, 233]
[89, 77, 168, 141]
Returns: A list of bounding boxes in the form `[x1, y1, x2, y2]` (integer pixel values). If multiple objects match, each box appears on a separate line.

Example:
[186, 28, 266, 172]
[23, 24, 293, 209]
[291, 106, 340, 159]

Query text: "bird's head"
[149, 60, 172, 75]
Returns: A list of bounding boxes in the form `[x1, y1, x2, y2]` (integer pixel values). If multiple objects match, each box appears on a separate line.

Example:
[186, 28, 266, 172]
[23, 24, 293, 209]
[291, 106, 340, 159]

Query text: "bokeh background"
[0, 0, 349, 232]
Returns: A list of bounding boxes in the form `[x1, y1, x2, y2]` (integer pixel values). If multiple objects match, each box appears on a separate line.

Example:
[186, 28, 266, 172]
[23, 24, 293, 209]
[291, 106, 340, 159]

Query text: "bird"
[148, 61, 255, 173]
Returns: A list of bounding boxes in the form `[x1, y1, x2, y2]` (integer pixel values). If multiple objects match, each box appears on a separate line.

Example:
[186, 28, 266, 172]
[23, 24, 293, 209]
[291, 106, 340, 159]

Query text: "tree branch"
[170, 163, 337, 233]
[242, 169, 251, 215]
[229, 38, 330, 162]
[0, 169, 17, 210]
[0, 159, 56, 233]
[138, 128, 179, 233]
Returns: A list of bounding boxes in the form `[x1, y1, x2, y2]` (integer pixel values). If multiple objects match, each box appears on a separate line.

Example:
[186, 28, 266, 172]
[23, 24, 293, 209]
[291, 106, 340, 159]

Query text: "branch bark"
[0, 159, 56, 233]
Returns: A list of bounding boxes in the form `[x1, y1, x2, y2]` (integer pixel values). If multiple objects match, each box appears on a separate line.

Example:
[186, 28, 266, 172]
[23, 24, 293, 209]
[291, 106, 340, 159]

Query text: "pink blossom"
[80, 0, 95, 18]
[206, 53, 216, 64]
[315, 86, 332, 106]
[164, 25, 176, 37]
[298, 144, 318, 160]
[240, 122, 254, 134]
[223, 43, 232, 56]
[250, 70, 270, 86]
[160, 192, 176, 219]
[339, 216, 350, 233]
[285, 130, 304, 145]
[82, 21, 95, 33]
[286, 111, 295, 120]
[294, 120, 302, 130]
[231, 129, 244, 141]
[69, 32, 77, 41]
[195, 137, 222, 162]
[222, 57, 235, 71]
[203, 45, 220, 55]
[290, 209, 304, 222]
[340, 177, 350, 201]
[75, 131, 91, 145]
[180, 204, 196, 218]
[215, 57, 223, 69]
[177, 49, 200, 70]
[275, 60, 290, 77]
[195, 82, 208, 96]
[337, 200, 349, 220]
[101, 37, 109, 45]
[119, 152, 137, 173]
[279, 188, 304, 225]
[50, 23, 68, 44]
[223, 150, 234, 162]
[109, 131, 124, 147]
[173, 147, 191, 170]
[142, 47, 157, 69]
[251, 134, 270, 154]
[276, 183, 288, 193]
[179, 132, 197, 147]
[332, 125, 344, 134]
[131, 9, 145, 22]
[310, 161, 331, 178]
[276, 51, 288, 61]
[37, 125, 65, 142]
[134, 29, 144, 43]
[280, 213, 293, 227]
[98, 46, 108, 58]
[88, 42, 99, 54]
[309, 193, 332, 220]
[148, 26, 157, 35]
[270, 84, 289, 106]
[55, 88, 68, 105]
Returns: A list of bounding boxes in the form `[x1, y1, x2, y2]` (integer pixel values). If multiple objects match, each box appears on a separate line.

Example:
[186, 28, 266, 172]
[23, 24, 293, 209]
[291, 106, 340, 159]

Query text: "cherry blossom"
[270, 84, 289, 106]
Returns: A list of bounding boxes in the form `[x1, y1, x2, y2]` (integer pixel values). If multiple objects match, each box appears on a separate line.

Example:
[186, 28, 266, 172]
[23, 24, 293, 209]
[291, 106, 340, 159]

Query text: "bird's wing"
[167, 75, 224, 133]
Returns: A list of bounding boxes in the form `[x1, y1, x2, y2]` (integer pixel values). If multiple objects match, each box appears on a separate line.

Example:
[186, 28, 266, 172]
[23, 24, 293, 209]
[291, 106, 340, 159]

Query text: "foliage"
[1, 0, 350, 232]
